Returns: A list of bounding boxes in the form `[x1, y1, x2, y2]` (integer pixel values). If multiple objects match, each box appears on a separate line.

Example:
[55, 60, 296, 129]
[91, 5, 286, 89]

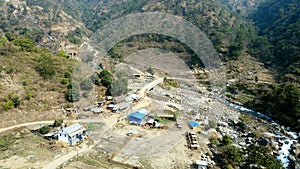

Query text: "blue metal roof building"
[128, 108, 149, 123]
[128, 112, 146, 123]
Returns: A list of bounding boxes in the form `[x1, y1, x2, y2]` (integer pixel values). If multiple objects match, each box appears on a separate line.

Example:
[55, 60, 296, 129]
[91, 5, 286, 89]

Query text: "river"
[213, 96, 298, 168]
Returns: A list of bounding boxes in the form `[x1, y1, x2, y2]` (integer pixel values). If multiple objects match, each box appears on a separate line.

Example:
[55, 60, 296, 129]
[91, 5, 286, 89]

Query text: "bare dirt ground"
[0, 128, 55, 169]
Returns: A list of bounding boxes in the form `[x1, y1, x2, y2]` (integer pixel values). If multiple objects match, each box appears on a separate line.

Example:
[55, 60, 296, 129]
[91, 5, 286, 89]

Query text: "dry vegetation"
[0, 42, 76, 127]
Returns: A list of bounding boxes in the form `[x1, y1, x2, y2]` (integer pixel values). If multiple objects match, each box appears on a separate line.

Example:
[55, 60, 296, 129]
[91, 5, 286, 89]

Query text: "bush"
[237, 121, 246, 130]
[80, 78, 93, 91]
[61, 78, 69, 85]
[38, 126, 51, 134]
[243, 145, 283, 168]
[98, 70, 112, 87]
[35, 54, 56, 79]
[218, 145, 244, 168]
[82, 91, 89, 98]
[222, 135, 232, 146]
[2, 95, 20, 110]
[11, 96, 20, 108]
[67, 82, 79, 90]
[66, 88, 80, 102]
[3, 100, 14, 110]
[90, 74, 100, 85]
[57, 50, 67, 58]
[0, 135, 13, 151]
[109, 78, 128, 96]
[53, 119, 63, 127]
[13, 37, 35, 52]
[64, 71, 71, 78]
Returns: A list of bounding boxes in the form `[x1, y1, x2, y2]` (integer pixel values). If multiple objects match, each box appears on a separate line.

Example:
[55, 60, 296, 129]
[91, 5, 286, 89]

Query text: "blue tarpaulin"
[189, 121, 200, 128]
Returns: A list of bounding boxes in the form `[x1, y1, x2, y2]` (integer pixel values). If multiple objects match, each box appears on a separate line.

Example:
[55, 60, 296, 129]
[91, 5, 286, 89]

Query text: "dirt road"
[0, 119, 105, 134]
[138, 77, 164, 98]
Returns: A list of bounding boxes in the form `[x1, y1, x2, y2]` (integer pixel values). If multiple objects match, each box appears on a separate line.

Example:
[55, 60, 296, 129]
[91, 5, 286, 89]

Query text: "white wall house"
[58, 123, 88, 145]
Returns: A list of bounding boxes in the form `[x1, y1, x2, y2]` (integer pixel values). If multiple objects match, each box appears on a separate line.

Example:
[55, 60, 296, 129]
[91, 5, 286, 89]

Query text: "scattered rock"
[263, 132, 275, 139]
[239, 142, 246, 147]
[218, 121, 228, 127]
[258, 138, 270, 147]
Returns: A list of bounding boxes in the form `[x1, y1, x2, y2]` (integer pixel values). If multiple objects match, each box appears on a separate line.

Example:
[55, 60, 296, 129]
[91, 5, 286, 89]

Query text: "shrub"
[82, 91, 89, 98]
[53, 119, 63, 127]
[35, 54, 56, 79]
[98, 70, 112, 87]
[67, 82, 79, 90]
[57, 50, 67, 58]
[38, 126, 51, 134]
[11, 96, 20, 108]
[64, 71, 71, 78]
[90, 74, 100, 85]
[80, 78, 93, 91]
[3, 100, 14, 110]
[222, 135, 232, 146]
[66, 88, 80, 102]
[2, 94, 20, 110]
[61, 78, 69, 85]
[109, 78, 128, 96]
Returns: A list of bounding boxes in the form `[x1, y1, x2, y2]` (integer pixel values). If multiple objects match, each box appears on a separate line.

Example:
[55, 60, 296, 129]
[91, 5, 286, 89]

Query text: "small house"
[90, 107, 103, 114]
[126, 94, 139, 102]
[113, 96, 126, 104]
[58, 123, 88, 145]
[83, 105, 98, 111]
[118, 103, 130, 111]
[195, 160, 208, 169]
[107, 104, 115, 110]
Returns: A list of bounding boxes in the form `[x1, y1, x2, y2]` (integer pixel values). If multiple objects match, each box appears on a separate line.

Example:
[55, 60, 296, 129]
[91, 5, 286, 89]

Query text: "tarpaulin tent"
[188, 121, 200, 129]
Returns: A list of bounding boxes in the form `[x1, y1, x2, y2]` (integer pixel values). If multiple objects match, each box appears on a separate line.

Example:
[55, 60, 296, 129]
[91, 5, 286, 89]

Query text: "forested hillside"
[0, 0, 299, 132]
[244, 0, 300, 131]
[253, 0, 300, 82]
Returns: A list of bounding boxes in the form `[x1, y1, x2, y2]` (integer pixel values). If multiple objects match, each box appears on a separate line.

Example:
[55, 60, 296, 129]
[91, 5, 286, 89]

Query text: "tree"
[13, 37, 35, 52]
[64, 71, 71, 78]
[53, 119, 63, 127]
[242, 145, 283, 169]
[109, 78, 128, 96]
[2, 100, 14, 110]
[80, 78, 93, 91]
[220, 145, 244, 168]
[98, 70, 112, 87]
[35, 54, 56, 79]
[222, 135, 232, 146]
[38, 126, 51, 134]
[66, 83, 80, 102]
[66, 88, 80, 102]
[90, 74, 100, 85]
[2, 94, 21, 110]
[11, 95, 20, 108]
